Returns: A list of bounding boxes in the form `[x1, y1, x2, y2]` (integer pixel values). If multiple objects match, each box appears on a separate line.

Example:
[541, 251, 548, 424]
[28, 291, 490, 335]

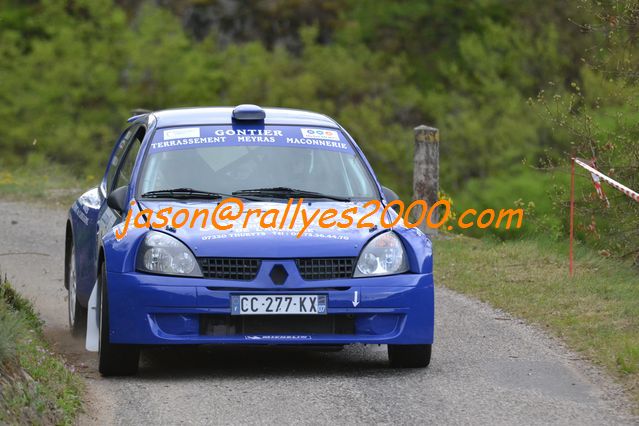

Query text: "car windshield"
[137, 125, 378, 200]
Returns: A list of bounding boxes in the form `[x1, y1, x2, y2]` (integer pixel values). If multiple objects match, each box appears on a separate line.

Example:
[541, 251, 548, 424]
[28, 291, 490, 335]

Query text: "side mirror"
[382, 186, 401, 212]
[382, 186, 400, 203]
[107, 185, 128, 213]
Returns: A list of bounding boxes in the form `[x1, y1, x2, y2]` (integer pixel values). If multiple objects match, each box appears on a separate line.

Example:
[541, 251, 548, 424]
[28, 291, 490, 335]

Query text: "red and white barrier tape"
[574, 158, 639, 203]
[586, 159, 610, 207]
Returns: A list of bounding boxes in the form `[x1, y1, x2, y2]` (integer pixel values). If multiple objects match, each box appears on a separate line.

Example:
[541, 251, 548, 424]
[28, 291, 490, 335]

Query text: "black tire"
[66, 245, 87, 337]
[388, 344, 431, 368]
[98, 262, 139, 376]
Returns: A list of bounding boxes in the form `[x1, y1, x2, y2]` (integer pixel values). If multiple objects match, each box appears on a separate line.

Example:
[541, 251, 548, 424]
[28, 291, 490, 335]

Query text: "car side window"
[106, 127, 136, 194]
[112, 128, 144, 190]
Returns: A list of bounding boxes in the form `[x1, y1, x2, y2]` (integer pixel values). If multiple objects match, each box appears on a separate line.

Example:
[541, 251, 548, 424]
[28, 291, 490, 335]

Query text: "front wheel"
[67, 245, 87, 337]
[388, 344, 431, 368]
[98, 262, 139, 376]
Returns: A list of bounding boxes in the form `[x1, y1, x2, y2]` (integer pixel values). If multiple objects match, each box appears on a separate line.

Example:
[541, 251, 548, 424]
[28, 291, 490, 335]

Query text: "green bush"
[453, 168, 561, 239]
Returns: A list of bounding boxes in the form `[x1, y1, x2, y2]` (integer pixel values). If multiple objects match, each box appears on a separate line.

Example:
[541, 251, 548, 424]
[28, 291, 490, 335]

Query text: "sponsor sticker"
[300, 128, 340, 141]
[244, 335, 312, 340]
[150, 126, 353, 154]
[164, 127, 201, 140]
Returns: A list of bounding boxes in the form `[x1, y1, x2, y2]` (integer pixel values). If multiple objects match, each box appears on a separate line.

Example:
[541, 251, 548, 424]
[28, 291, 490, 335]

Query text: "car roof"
[150, 107, 340, 129]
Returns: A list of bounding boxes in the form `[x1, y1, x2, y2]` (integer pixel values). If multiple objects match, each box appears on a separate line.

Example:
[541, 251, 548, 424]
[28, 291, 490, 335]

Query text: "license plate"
[231, 295, 326, 315]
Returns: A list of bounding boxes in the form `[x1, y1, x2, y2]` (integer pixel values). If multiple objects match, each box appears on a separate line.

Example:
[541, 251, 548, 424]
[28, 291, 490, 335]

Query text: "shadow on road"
[46, 324, 412, 381]
[135, 345, 404, 381]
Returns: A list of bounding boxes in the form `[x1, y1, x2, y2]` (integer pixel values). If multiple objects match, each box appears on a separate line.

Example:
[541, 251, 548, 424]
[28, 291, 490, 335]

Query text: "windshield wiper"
[232, 186, 351, 202]
[141, 188, 224, 199]
[141, 188, 262, 201]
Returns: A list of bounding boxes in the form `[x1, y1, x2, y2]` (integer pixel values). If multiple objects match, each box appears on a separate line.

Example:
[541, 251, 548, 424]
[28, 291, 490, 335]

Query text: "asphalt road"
[0, 200, 636, 425]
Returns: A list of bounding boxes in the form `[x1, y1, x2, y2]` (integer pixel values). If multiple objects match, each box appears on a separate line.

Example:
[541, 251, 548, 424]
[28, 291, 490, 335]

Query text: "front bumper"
[106, 264, 434, 346]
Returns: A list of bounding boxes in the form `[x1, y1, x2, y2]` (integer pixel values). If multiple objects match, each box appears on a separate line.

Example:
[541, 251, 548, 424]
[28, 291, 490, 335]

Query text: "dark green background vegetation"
[0, 0, 637, 255]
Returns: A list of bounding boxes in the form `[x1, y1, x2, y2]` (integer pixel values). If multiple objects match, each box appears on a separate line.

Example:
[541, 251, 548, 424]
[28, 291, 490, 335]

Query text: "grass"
[0, 161, 90, 206]
[436, 235, 639, 409]
[0, 276, 83, 424]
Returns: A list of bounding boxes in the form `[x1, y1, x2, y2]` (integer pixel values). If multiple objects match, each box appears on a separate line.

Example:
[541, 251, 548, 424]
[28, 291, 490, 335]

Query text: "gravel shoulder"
[0, 200, 636, 425]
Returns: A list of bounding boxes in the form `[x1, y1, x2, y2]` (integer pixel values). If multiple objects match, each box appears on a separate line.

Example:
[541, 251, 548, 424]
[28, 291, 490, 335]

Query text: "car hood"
[137, 200, 388, 258]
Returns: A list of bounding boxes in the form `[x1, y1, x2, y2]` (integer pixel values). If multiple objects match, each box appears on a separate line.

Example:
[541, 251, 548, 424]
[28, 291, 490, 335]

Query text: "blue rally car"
[65, 105, 434, 376]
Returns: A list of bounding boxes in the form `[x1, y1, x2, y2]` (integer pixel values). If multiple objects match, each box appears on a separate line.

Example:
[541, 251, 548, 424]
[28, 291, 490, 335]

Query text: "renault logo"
[269, 264, 288, 285]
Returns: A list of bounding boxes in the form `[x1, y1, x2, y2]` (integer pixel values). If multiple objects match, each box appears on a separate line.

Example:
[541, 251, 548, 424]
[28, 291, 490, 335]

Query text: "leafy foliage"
[0, 0, 636, 252]
[0, 1, 418, 196]
[535, 0, 639, 256]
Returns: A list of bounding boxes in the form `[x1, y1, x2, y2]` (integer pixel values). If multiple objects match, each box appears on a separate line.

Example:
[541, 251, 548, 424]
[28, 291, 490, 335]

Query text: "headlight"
[354, 231, 409, 277]
[136, 231, 202, 277]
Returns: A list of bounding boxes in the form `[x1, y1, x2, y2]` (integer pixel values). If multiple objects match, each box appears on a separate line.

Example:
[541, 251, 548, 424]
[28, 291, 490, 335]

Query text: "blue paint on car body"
[66, 106, 434, 368]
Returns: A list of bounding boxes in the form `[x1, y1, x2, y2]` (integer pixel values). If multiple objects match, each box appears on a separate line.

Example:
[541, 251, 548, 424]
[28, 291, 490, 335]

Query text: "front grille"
[296, 258, 356, 280]
[198, 258, 261, 281]
[198, 257, 356, 281]
[200, 314, 355, 336]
